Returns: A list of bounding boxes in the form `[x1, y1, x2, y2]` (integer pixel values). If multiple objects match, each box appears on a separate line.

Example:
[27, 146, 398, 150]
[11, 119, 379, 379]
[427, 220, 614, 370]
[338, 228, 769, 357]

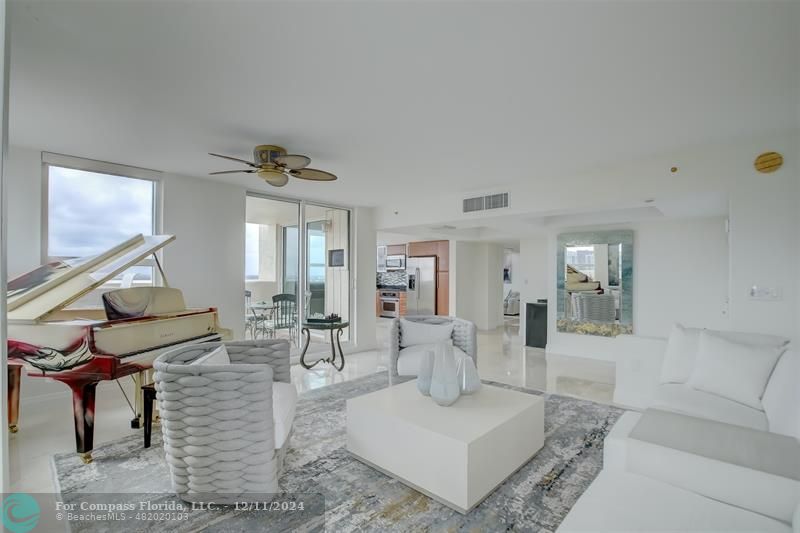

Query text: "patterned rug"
[53, 372, 624, 532]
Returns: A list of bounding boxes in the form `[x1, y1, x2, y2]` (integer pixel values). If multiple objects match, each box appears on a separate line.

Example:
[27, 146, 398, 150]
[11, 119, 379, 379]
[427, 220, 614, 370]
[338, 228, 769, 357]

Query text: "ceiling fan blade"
[289, 168, 337, 181]
[274, 154, 311, 170]
[264, 173, 289, 187]
[208, 153, 257, 167]
[209, 169, 257, 175]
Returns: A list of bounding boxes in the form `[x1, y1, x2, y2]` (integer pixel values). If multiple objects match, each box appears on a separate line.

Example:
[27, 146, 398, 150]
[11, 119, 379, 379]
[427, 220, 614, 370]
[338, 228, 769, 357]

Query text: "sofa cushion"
[556, 470, 791, 533]
[659, 323, 701, 384]
[396, 344, 468, 376]
[687, 331, 784, 410]
[190, 344, 231, 366]
[399, 319, 454, 348]
[763, 350, 800, 438]
[652, 383, 768, 430]
[272, 382, 297, 449]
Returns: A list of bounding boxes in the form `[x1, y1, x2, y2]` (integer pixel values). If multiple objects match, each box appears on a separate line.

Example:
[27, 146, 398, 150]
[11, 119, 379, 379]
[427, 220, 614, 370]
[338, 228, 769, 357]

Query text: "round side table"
[299, 321, 350, 371]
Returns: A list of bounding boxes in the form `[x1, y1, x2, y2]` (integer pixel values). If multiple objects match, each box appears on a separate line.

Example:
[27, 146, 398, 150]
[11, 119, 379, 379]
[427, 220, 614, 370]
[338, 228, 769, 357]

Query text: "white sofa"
[558, 327, 800, 532]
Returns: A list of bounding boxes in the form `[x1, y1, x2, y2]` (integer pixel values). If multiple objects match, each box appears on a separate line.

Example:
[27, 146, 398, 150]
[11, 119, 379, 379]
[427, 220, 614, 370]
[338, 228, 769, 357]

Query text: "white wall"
[518, 235, 548, 338]
[454, 241, 503, 330]
[5, 145, 40, 277]
[161, 173, 246, 340]
[634, 217, 729, 335]
[354, 206, 377, 351]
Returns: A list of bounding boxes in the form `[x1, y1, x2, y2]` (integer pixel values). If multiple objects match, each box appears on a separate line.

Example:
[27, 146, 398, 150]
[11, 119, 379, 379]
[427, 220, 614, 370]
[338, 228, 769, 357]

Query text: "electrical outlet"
[749, 286, 782, 301]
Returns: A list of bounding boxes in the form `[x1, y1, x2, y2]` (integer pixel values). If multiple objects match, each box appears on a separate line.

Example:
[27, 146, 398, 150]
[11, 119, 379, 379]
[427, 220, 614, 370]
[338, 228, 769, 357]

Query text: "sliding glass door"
[304, 205, 351, 343]
[245, 194, 352, 354]
[245, 195, 300, 347]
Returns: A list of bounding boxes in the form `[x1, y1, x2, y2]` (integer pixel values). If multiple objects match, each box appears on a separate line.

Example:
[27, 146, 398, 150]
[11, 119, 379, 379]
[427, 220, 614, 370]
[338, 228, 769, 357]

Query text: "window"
[283, 226, 299, 294]
[307, 222, 326, 284]
[245, 223, 260, 280]
[44, 155, 159, 304]
[565, 245, 596, 280]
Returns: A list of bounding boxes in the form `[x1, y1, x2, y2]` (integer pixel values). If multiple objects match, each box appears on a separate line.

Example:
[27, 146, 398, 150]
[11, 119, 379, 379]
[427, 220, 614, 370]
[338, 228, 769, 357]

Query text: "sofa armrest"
[452, 317, 477, 364]
[225, 340, 291, 384]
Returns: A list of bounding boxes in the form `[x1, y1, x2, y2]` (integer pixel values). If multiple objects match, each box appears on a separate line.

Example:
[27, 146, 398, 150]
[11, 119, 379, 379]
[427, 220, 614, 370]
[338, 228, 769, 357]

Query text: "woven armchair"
[388, 316, 477, 385]
[153, 340, 293, 502]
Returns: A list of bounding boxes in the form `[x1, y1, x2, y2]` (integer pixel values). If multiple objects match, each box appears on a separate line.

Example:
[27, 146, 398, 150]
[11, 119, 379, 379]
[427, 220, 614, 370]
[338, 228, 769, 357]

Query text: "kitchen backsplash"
[377, 271, 407, 287]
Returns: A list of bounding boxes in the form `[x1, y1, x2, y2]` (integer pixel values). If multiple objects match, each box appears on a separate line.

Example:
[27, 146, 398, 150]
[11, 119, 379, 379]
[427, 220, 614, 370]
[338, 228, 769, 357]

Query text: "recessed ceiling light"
[670, 166, 678, 173]
[644, 198, 655, 203]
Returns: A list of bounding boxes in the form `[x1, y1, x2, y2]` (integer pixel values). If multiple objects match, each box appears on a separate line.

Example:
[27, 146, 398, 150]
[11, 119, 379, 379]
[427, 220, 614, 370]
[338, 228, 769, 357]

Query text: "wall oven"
[379, 291, 401, 318]
[385, 254, 406, 271]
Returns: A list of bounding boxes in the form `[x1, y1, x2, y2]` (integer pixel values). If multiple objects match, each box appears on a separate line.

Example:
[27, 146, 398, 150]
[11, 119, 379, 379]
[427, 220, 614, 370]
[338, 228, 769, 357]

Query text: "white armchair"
[153, 339, 296, 502]
[504, 291, 520, 316]
[388, 316, 477, 385]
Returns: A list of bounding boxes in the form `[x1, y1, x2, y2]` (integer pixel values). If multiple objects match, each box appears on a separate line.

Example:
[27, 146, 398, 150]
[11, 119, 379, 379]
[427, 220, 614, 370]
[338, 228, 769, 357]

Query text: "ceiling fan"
[208, 145, 337, 187]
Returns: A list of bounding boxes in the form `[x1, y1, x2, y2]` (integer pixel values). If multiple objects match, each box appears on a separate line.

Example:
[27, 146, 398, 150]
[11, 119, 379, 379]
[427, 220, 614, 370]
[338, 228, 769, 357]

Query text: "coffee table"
[346, 380, 544, 513]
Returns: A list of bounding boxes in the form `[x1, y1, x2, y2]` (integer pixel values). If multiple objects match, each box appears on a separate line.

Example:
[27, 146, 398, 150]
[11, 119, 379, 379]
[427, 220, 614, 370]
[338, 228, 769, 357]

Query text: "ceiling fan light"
[258, 168, 289, 187]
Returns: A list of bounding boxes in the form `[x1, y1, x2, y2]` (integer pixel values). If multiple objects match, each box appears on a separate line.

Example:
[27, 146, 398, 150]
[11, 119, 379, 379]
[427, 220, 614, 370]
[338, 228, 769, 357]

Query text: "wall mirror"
[557, 230, 633, 337]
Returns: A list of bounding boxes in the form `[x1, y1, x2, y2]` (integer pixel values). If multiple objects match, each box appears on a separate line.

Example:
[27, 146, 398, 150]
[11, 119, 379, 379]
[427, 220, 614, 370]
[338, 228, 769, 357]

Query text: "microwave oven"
[386, 254, 406, 270]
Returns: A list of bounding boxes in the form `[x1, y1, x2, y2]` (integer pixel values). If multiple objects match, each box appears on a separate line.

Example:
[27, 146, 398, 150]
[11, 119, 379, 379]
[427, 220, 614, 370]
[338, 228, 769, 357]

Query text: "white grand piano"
[7, 234, 224, 463]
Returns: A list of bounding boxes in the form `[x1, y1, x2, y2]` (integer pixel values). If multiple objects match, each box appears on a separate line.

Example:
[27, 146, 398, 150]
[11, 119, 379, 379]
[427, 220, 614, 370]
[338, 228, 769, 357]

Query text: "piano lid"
[7, 234, 175, 323]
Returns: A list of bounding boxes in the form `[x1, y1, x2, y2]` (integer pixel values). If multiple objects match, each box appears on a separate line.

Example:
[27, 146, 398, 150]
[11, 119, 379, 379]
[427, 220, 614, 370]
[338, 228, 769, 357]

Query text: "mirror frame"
[557, 230, 634, 336]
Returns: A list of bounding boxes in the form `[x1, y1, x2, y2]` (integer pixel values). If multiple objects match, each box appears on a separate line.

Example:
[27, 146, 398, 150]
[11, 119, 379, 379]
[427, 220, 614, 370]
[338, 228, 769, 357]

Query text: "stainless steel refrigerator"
[406, 257, 437, 315]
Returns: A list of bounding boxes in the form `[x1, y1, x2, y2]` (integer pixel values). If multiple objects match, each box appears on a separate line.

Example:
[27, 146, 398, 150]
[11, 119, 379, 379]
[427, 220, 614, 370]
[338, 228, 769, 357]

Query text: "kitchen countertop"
[377, 285, 407, 291]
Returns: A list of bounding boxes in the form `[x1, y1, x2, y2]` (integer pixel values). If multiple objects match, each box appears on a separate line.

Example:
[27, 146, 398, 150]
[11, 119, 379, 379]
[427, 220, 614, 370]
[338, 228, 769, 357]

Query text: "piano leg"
[68, 381, 98, 464]
[8, 366, 21, 433]
[130, 370, 146, 429]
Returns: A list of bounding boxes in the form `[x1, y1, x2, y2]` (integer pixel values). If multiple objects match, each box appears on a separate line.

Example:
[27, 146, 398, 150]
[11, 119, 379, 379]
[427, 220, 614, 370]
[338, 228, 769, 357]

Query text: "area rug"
[53, 372, 624, 532]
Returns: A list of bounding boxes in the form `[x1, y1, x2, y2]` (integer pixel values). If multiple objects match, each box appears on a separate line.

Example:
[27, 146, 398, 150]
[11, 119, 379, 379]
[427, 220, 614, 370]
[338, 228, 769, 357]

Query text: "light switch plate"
[749, 286, 782, 301]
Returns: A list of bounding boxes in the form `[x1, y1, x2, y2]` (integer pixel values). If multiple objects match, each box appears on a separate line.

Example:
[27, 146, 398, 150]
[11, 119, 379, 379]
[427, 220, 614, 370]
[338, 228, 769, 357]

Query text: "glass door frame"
[245, 191, 354, 362]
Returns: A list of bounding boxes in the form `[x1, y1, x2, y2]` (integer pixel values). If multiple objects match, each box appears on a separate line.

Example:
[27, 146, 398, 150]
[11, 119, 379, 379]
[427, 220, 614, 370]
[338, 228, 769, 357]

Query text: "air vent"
[463, 196, 485, 213]
[485, 193, 509, 210]
[463, 193, 508, 213]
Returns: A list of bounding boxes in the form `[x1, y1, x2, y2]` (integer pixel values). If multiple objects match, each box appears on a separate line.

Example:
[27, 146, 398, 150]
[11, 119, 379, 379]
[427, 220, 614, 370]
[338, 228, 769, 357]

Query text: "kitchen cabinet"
[377, 245, 387, 272]
[407, 240, 439, 258]
[436, 272, 449, 316]
[436, 241, 449, 272]
[387, 244, 407, 256]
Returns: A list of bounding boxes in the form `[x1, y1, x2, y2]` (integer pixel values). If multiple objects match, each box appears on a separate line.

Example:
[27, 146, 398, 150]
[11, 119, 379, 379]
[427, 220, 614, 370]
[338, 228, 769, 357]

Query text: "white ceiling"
[8, 1, 800, 213]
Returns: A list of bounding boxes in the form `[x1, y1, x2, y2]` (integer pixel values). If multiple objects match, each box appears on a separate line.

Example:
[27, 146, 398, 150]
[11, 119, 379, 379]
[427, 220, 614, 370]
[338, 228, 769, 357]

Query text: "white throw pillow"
[190, 344, 231, 366]
[399, 319, 454, 348]
[762, 350, 800, 438]
[687, 331, 784, 410]
[712, 330, 790, 349]
[659, 323, 702, 384]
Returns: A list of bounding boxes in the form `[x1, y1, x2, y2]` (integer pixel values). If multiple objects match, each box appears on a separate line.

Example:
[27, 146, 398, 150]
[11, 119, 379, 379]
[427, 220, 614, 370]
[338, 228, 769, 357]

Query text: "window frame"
[41, 152, 164, 280]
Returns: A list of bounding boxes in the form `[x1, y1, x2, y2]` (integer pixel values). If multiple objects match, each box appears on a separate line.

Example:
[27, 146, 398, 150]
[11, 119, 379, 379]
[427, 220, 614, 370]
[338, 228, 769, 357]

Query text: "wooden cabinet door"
[399, 292, 408, 316]
[436, 241, 449, 271]
[436, 272, 449, 316]
[376, 291, 381, 317]
[407, 240, 438, 257]
[387, 244, 407, 256]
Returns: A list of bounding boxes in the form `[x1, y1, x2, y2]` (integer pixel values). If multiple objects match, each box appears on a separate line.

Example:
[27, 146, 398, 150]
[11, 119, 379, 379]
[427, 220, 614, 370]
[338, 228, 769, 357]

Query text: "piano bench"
[142, 383, 157, 448]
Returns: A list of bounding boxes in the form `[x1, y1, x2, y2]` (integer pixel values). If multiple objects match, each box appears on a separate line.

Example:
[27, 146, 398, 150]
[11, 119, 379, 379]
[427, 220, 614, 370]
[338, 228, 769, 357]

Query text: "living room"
[1, 1, 799, 532]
